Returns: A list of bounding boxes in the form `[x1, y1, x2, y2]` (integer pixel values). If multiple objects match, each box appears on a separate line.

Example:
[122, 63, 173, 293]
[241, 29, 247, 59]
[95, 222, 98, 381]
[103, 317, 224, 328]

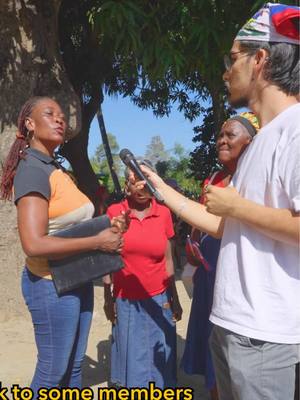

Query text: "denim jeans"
[22, 267, 94, 396]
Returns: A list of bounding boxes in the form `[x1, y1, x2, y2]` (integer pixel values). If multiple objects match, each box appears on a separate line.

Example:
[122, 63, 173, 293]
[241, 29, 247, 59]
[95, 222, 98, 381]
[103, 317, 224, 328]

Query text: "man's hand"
[205, 185, 241, 217]
[138, 166, 165, 193]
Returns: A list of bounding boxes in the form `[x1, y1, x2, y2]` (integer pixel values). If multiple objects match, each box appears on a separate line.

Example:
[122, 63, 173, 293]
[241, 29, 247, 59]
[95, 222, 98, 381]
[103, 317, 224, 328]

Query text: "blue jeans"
[22, 267, 94, 396]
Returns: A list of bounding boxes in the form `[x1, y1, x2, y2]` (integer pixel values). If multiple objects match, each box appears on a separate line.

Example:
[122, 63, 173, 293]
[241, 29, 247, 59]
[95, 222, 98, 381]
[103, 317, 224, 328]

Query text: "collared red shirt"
[107, 198, 174, 300]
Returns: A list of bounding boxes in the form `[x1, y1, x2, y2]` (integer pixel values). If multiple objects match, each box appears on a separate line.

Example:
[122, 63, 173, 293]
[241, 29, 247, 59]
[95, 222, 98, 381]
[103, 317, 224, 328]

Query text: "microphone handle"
[129, 160, 165, 203]
[152, 189, 165, 203]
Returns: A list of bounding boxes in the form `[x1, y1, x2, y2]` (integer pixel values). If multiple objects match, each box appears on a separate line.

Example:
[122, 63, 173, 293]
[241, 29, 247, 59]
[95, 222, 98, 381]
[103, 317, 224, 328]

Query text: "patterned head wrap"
[236, 3, 300, 44]
[227, 112, 260, 137]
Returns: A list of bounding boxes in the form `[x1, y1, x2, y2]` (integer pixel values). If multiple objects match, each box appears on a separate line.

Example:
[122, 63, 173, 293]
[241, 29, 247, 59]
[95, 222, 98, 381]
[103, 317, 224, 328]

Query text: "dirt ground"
[0, 279, 209, 400]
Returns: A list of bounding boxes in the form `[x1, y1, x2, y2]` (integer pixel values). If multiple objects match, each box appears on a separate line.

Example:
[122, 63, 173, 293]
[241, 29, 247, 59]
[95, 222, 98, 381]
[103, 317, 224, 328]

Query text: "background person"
[181, 112, 259, 400]
[0, 97, 124, 395]
[103, 159, 182, 389]
[139, 4, 300, 399]
[164, 178, 190, 269]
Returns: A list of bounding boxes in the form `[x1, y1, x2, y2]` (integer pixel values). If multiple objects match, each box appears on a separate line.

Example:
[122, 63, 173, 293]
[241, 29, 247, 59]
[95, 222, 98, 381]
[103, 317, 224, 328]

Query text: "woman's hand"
[95, 227, 123, 253]
[171, 296, 183, 322]
[111, 210, 131, 233]
[103, 282, 117, 324]
[103, 294, 117, 324]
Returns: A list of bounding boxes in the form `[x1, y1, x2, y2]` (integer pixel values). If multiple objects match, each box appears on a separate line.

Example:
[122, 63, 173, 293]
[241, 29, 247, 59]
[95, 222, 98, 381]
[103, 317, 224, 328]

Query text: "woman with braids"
[0, 97, 125, 394]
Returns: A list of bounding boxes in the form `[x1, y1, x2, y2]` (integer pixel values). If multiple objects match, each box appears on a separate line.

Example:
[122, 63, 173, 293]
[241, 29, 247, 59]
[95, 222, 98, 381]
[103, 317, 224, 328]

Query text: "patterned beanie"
[236, 3, 300, 44]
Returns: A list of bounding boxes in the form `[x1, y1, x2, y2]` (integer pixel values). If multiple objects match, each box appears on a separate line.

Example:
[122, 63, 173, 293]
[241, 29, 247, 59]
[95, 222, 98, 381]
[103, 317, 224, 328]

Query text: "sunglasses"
[223, 51, 249, 71]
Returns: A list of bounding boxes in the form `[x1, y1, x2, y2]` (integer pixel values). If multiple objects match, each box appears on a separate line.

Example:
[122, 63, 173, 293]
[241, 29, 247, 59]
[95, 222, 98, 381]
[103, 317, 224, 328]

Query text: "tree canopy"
[145, 135, 169, 165]
[64, 0, 269, 186]
[4, 0, 295, 202]
[90, 132, 123, 191]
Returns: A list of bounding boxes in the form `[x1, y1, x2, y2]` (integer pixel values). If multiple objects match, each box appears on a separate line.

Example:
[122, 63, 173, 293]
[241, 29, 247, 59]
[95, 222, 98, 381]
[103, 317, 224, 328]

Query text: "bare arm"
[102, 274, 116, 323]
[165, 240, 182, 321]
[205, 185, 299, 247]
[17, 194, 123, 258]
[138, 167, 224, 238]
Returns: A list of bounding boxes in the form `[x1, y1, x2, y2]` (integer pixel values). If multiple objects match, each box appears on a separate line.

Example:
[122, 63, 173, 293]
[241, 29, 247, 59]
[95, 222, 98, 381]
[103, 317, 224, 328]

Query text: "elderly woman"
[181, 112, 259, 400]
[103, 159, 182, 389]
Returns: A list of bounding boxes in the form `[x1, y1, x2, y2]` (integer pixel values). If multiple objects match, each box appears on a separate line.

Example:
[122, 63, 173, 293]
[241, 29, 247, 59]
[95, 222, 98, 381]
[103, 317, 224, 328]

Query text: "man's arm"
[136, 168, 224, 238]
[162, 185, 224, 238]
[205, 185, 299, 247]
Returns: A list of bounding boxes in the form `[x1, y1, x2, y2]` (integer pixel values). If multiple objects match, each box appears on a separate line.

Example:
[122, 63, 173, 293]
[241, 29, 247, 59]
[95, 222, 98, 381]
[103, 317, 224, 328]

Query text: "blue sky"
[87, 95, 204, 159]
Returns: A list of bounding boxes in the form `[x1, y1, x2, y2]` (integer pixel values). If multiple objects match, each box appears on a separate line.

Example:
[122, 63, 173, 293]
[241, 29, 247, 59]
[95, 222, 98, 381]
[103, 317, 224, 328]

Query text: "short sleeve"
[280, 134, 300, 212]
[164, 207, 175, 239]
[14, 165, 51, 204]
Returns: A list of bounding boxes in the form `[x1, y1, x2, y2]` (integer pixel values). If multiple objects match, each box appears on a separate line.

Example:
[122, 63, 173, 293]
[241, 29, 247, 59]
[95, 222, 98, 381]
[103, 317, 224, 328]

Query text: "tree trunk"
[97, 105, 122, 194]
[60, 95, 102, 215]
[210, 88, 226, 133]
[0, 0, 81, 318]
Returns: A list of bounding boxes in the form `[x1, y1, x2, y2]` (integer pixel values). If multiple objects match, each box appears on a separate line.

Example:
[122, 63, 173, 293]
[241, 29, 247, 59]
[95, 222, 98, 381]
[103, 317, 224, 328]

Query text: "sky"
[87, 95, 205, 159]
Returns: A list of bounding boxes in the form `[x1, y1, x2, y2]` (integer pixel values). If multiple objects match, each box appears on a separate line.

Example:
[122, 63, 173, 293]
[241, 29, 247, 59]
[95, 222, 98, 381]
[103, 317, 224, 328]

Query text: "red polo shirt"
[107, 198, 174, 300]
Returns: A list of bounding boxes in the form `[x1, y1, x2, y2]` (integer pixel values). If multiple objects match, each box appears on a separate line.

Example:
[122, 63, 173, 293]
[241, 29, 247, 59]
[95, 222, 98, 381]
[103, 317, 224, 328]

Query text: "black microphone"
[119, 148, 164, 202]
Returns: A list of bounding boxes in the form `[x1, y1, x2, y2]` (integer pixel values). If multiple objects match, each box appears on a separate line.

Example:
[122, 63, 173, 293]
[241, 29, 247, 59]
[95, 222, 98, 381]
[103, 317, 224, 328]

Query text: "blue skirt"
[111, 291, 177, 388]
[180, 235, 220, 390]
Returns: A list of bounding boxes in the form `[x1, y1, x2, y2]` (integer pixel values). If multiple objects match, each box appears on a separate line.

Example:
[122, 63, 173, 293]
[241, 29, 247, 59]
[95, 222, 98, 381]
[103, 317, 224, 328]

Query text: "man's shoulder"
[272, 103, 300, 132]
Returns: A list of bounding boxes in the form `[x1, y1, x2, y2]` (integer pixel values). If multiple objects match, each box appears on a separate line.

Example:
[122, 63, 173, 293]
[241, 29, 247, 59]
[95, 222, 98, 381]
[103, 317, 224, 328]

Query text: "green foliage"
[88, 0, 268, 101]
[90, 133, 123, 191]
[87, 0, 270, 184]
[154, 141, 200, 196]
[144, 135, 169, 165]
[60, 0, 298, 194]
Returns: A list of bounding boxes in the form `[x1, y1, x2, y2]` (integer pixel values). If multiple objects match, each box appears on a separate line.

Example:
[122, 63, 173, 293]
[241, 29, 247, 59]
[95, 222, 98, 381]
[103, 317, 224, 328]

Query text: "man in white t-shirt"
[204, 3, 300, 400]
[139, 3, 299, 399]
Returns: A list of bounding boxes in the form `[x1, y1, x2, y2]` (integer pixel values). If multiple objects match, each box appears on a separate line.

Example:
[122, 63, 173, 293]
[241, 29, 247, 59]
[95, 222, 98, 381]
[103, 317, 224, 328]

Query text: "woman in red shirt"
[103, 159, 182, 388]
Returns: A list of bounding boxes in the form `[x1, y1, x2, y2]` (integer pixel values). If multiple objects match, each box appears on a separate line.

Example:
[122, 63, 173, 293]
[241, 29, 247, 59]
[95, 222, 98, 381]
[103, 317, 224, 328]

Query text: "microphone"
[119, 149, 164, 202]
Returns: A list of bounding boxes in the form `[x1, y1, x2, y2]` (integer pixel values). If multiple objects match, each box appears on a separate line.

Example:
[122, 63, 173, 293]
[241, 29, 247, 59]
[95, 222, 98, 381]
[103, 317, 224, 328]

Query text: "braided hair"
[0, 96, 50, 201]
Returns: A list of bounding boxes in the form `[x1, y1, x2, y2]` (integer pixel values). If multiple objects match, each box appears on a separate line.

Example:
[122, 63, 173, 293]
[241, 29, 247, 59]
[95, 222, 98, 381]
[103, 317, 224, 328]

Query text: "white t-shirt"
[210, 103, 300, 344]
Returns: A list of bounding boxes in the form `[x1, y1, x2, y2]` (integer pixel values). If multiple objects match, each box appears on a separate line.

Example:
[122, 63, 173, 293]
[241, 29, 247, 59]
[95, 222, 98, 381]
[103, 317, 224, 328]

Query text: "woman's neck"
[221, 168, 233, 186]
[223, 161, 236, 177]
[30, 141, 55, 158]
[127, 197, 152, 212]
